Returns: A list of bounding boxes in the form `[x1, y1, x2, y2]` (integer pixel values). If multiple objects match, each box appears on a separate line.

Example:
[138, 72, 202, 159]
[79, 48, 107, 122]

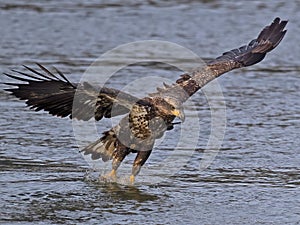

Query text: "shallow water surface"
[1, 1, 300, 224]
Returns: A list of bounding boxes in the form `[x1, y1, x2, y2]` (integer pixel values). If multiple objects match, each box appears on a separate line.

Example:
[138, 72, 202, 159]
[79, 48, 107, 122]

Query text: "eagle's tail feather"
[80, 129, 117, 161]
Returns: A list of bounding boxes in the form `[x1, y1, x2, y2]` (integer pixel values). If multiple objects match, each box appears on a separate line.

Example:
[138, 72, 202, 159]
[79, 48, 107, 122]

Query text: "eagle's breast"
[129, 104, 152, 140]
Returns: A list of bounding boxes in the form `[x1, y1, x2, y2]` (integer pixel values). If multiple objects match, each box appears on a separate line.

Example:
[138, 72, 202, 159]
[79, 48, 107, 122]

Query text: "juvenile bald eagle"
[4, 18, 287, 183]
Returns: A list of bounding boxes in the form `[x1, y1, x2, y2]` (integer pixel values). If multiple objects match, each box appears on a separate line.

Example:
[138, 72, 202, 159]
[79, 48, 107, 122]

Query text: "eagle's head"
[153, 97, 185, 122]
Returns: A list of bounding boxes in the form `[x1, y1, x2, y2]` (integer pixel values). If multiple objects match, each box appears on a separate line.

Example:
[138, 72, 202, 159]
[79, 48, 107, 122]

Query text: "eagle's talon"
[101, 169, 117, 182]
[129, 175, 135, 184]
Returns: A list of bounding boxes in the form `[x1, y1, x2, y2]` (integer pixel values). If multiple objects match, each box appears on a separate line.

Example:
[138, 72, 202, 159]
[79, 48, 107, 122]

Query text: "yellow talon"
[102, 169, 117, 181]
[129, 175, 135, 184]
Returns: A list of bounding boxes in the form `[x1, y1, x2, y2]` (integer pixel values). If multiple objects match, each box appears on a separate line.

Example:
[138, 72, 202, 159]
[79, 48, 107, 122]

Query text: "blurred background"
[0, 1, 299, 224]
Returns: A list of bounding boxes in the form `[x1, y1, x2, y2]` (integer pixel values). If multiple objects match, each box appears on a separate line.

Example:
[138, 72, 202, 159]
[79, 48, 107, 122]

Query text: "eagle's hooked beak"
[172, 109, 185, 122]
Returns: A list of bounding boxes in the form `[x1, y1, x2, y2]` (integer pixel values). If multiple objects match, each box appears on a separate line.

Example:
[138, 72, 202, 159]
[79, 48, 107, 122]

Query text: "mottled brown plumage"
[3, 18, 287, 183]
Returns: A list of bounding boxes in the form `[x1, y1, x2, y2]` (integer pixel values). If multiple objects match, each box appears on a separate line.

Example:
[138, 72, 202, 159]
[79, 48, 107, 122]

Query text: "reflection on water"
[94, 183, 159, 202]
[1, 0, 300, 224]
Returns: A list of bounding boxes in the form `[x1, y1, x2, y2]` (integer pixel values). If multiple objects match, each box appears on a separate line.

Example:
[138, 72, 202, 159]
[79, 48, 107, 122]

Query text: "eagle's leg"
[102, 144, 130, 182]
[102, 158, 120, 181]
[130, 150, 152, 184]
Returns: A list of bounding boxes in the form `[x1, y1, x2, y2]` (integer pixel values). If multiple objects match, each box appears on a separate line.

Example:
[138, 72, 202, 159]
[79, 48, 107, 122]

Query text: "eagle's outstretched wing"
[4, 63, 139, 120]
[151, 17, 288, 102]
[206, 17, 287, 74]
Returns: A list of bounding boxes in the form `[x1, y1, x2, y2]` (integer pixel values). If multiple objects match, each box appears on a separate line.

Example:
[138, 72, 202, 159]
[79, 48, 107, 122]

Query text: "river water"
[1, 1, 300, 224]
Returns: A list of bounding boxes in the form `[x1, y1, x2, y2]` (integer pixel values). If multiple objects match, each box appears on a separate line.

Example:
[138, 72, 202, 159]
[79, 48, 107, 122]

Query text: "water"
[1, 1, 300, 224]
